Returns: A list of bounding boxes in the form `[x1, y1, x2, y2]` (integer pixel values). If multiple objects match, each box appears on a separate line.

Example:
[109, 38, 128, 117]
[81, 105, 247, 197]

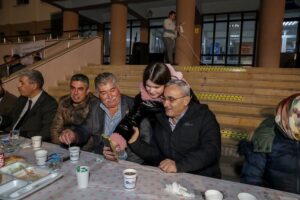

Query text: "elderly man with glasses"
[128, 79, 222, 178]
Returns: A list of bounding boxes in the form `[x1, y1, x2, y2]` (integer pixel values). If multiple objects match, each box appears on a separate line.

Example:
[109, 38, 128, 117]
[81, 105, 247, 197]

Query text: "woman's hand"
[128, 126, 140, 144]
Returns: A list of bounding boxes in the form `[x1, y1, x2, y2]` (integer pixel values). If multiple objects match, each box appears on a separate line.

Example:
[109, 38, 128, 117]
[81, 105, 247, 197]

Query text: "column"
[257, 0, 285, 68]
[63, 10, 79, 38]
[110, 3, 127, 65]
[140, 21, 149, 43]
[175, 0, 196, 66]
[193, 24, 201, 65]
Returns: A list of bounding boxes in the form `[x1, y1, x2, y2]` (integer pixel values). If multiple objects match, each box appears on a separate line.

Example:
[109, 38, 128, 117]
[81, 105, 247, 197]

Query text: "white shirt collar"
[29, 90, 43, 108]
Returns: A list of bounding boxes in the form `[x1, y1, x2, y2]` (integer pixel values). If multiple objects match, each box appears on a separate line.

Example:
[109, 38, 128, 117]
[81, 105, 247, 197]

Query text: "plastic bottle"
[0, 147, 5, 167]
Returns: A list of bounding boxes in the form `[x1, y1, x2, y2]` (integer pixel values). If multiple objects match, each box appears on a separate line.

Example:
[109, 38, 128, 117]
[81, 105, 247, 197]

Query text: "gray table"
[8, 140, 300, 200]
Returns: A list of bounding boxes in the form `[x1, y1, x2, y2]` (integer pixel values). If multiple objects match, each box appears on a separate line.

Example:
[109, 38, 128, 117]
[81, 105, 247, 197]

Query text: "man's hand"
[128, 126, 140, 144]
[159, 159, 177, 173]
[103, 146, 118, 161]
[59, 129, 77, 145]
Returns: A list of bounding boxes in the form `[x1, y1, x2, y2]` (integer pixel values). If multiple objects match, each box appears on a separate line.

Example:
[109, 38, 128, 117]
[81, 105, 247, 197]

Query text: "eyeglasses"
[161, 95, 187, 103]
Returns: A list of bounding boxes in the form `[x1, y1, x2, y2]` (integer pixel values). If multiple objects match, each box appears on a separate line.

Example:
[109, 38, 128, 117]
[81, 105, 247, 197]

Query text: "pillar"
[110, 3, 127, 65]
[63, 10, 79, 38]
[257, 0, 285, 68]
[140, 21, 149, 43]
[175, 0, 196, 66]
[193, 24, 201, 65]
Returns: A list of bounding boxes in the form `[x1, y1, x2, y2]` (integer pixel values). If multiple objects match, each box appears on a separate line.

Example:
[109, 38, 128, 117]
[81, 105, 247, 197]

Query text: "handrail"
[1, 28, 99, 44]
[0, 37, 85, 78]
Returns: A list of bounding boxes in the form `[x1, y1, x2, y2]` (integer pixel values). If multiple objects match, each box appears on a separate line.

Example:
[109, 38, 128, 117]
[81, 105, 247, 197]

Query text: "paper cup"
[123, 169, 137, 191]
[31, 136, 42, 149]
[34, 149, 48, 166]
[76, 166, 89, 189]
[69, 146, 80, 163]
[205, 190, 223, 200]
[238, 193, 257, 200]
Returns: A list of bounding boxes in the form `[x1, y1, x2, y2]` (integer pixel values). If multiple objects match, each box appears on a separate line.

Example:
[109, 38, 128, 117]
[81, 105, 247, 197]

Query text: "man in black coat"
[0, 79, 17, 117]
[128, 79, 221, 178]
[0, 70, 57, 141]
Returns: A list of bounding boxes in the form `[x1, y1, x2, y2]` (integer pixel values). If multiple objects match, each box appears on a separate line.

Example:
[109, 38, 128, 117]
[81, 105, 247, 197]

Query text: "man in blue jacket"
[128, 79, 221, 178]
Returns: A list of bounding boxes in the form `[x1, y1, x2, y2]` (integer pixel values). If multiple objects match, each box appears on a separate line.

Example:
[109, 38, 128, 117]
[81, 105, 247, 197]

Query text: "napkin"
[165, 182, 195, 198]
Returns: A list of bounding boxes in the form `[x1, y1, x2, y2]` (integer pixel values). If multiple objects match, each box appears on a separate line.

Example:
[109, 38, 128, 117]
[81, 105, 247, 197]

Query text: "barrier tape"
[183, 66, 247, 72]
[221, 129, 248, 140]
[196, 93, 244, 102]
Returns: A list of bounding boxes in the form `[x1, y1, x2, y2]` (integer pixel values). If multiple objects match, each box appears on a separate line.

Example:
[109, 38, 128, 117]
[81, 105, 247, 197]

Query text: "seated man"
[126, 79, 221, 178]
[0, 79, 17, 117]
[9, 54, 26, 75]
[51, 74, 97, 144]
[59, 72, 150, 163]
[0, 70, 57, 141]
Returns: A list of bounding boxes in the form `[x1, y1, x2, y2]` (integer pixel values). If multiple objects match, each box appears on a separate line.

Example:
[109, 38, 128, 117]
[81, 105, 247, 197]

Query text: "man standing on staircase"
[163, 10, 178, 64]
[0, 70, 57, 141]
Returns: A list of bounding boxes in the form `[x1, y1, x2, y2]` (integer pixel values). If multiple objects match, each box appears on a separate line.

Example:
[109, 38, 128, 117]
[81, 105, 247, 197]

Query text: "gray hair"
[94, 72, 117, 89]
[165, 79, 190, 97]
[20, 69, 44, 89]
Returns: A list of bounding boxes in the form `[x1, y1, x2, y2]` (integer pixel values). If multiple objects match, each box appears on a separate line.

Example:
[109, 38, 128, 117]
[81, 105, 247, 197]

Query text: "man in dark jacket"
[0, 70, 57, 141]
[0, 79, 17, 117]
[128, 79, 221, 178]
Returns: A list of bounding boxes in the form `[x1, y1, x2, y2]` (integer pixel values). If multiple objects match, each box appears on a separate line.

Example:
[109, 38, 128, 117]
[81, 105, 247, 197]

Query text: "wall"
[0, 0, 60, 36]
[2, 37, 101, 96]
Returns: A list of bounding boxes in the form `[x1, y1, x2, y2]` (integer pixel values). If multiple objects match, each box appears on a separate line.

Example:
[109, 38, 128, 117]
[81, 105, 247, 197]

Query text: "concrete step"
[79, 65, 300, 81]
[204, 101, 275, 117]
[216, 112, 263, 132]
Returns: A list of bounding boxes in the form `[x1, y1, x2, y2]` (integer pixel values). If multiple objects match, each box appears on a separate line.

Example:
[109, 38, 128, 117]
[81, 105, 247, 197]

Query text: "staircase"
[48, 64, 300, 181]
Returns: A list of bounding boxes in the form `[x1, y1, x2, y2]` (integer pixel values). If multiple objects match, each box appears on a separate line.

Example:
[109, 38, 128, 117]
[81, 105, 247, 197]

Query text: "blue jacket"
[239, 117, 300, 194]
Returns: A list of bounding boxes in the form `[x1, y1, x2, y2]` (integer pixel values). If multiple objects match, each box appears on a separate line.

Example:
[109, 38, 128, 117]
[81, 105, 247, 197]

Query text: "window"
[16, 0, 29, 5]
[103, 20, 141, 64]
[281, 20, 298, 53]
[201, 12, 257, 66]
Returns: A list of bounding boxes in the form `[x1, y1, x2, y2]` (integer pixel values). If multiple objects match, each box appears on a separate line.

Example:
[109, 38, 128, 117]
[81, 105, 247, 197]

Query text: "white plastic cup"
[31, 136, 42, 149]
[76, 166, 89, 189]
[205, 190, 223, 200]
[34, 149, 48, 166]
[69, 146, 80, 163]
[238, 193, 257, 200]
[123, 169, 137, 191]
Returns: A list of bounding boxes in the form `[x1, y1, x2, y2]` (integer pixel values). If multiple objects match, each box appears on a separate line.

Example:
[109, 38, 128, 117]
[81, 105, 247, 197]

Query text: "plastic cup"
[69, 146, 80, 163]
[76, 166, 89, 189]
[205, 190, 223, 200]
[31, 136, 42, 149]
[34, 149, 48, 166]
[47, 153, 63, 171]
[238, 193, 257, 200]
[10, 130, 20, 140]
[123, 169, 137, 191]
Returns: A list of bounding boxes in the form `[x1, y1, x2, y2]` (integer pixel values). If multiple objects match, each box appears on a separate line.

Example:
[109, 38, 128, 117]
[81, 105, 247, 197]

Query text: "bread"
[4, 156, 25, 165]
